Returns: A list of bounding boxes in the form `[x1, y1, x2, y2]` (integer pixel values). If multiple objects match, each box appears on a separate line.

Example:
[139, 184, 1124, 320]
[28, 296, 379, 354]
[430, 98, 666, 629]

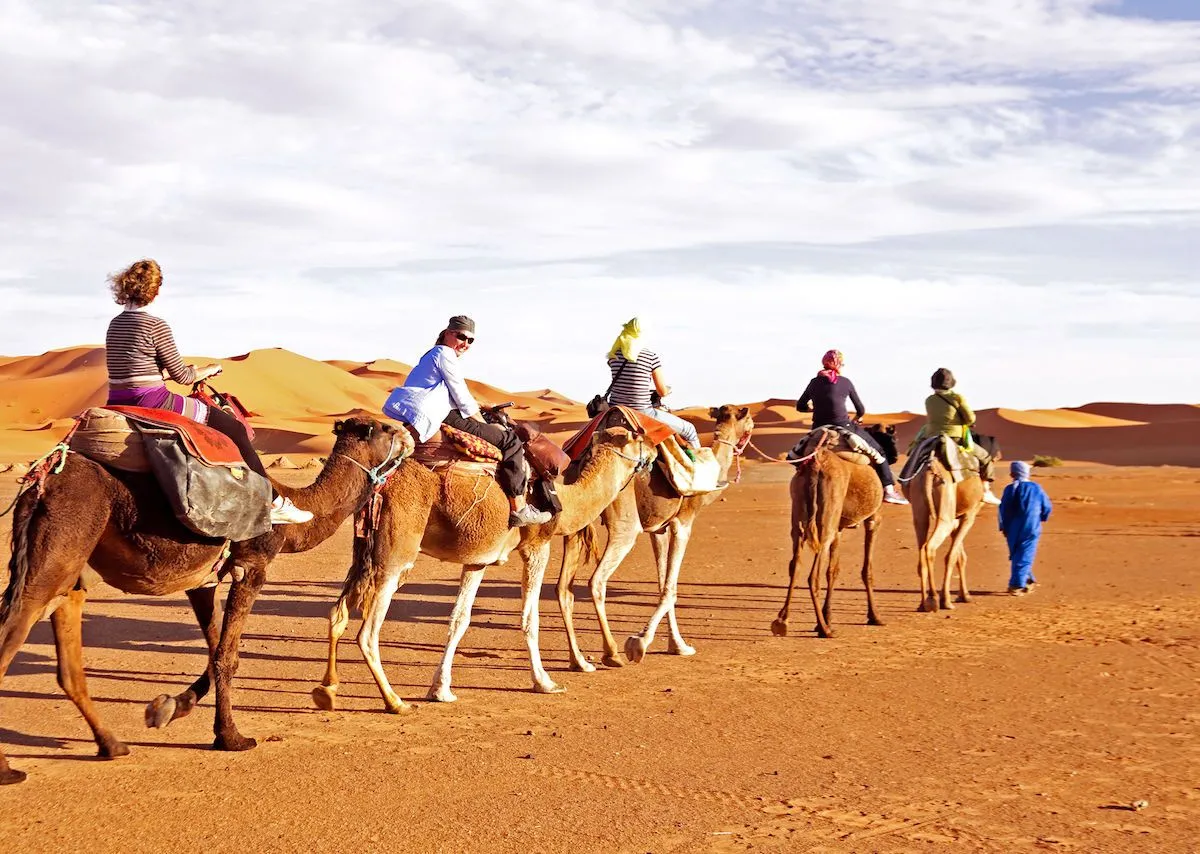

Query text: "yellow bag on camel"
[656, 437, 722, 496]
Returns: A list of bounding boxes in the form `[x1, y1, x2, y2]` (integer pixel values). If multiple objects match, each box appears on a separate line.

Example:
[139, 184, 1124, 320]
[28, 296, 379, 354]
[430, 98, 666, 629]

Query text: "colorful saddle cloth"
[562, 405, 676, 462]
[412, 424, 502, 477]
[69, 406, 246, 471]
[788, 425, 883, 467]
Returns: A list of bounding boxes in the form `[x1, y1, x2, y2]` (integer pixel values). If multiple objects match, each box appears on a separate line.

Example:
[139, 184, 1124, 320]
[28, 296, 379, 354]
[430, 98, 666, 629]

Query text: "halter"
[712, 428, 752, 483]
[335, 433, 409, 486]
[336, 433, 411, 542]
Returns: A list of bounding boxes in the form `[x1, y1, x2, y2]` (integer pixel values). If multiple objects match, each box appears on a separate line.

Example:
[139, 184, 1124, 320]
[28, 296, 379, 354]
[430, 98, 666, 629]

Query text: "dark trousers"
[206, 406, 269, 478]
[443, 410, 528, 499]
[830, 421, 896, 488]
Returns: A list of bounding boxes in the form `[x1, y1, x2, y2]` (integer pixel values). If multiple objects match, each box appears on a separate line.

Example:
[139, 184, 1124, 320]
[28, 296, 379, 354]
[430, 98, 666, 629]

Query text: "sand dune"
[0, 345, 1194, 466]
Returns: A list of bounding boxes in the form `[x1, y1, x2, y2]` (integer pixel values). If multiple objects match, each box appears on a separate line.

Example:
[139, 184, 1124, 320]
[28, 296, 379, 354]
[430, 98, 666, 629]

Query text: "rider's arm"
[434, 347, 480, 418]
[954, 393, 976, 427]
[796, 378, 816, 413]
[150, 317, 197, 385]
[651, 368, 671, 398]
[847, 379, 866, 421]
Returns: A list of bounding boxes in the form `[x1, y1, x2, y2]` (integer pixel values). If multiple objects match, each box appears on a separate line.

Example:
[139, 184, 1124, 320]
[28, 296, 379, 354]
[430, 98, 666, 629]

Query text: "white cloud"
[0, 0, 1197, 412]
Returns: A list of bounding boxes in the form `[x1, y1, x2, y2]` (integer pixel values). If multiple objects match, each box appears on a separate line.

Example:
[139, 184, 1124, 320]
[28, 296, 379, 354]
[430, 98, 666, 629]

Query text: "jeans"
[640, 407, 700, 449]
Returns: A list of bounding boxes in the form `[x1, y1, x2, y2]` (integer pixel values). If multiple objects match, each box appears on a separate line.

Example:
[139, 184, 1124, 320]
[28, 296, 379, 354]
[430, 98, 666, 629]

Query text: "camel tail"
[342, 531, 381, 616]
[578, 520, 603, 568]
[1, 491, 38, 631]
[800, 455, 824, 553]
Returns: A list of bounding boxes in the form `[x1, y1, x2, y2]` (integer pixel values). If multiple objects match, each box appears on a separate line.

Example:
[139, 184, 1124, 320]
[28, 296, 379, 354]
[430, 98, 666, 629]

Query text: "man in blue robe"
[998, 460, 1053, 595]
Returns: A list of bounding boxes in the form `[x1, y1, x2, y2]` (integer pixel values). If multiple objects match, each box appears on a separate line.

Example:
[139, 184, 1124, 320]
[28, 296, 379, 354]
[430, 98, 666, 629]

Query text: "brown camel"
[0, 417, 410, 786]
[312, 425, 652, 713]
[769, 428, 891, 640]
[902, 451, 985, 612]
[556, 405, 754, 671]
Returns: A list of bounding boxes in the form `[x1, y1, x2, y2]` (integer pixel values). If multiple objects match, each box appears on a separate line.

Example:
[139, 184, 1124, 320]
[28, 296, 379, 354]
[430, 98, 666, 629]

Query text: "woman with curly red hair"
[104, 258, 311, 524]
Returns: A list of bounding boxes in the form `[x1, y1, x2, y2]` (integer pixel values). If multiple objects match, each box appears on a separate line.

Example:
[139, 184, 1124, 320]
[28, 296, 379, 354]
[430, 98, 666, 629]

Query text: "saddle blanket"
[656, 437, 723, 496]
[562, 406, 676, 462]
[789, 425, 883, 466]
[70, 406, 246, 471]
[899, 435, 977, 483]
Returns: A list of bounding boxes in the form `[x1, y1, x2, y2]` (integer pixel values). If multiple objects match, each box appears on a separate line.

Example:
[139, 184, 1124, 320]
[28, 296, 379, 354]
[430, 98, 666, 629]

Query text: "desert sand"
[1, 346, 1198, 852]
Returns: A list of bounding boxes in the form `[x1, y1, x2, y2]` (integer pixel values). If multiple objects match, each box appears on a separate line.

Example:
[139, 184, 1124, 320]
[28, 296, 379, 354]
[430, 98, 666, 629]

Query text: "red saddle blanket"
[105, 406, 246, 468]
[562, 405, 676, 462]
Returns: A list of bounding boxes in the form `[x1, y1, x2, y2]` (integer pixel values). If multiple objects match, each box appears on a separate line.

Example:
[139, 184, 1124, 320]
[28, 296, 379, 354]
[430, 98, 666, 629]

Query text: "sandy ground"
[1, 461, 1199, 853]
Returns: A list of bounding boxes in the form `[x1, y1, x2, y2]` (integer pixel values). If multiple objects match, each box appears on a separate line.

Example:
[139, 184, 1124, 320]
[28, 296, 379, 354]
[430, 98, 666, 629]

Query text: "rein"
[0, 424, 79, 518]
[712, 430, 751, 483]
[340, 434, 410, 542]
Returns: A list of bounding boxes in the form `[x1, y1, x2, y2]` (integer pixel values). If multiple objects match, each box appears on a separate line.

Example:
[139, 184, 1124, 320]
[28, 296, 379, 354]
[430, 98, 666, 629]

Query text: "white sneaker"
[271, 495, 313, 525]
[982, 490, 1002, 506]
[883, 486, 909, 506]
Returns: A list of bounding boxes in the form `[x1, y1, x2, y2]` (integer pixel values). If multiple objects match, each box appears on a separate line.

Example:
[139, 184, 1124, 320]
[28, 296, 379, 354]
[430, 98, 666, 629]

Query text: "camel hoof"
[868, 617, 887, 627]
[770, 619, 788, 637]
[917, 599, 937, 613]
[311, 685, 337, 712]
[956, 594, 972, 604]
[624, 635, 647, 664]
[667, 641, 696, 657]
[145, 695, 177, 729]
[384, 700, 414, 715]
[534, 681, 566, 695]
[427, 687, 457, 703]
[600, 653, 626, 668]
[98, 740, 130, 759]
[817, 627, 837, 639]
[213, 733, 257, 752]
[940, 600, 956, 611]
[0, 768, 27, 786]
[569, 659, 597, 673]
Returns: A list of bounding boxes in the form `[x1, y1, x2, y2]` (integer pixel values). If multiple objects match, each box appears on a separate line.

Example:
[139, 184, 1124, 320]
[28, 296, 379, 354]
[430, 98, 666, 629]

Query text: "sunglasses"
[455, 332, 475, 344]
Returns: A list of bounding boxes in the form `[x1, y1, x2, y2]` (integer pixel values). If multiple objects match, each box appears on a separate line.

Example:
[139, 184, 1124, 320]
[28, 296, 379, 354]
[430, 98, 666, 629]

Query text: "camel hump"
[789, 426, 880, 466]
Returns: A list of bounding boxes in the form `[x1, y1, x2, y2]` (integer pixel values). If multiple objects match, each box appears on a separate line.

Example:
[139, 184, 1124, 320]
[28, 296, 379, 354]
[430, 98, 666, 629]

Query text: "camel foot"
[600, 653, 626, 668]
[0, 768, 27, 786]
[667, 640, 696, 657]
[533, 681, 565, 695]
[867, 616, 887, 627]
[917, 598, 938, 613]
[624, 634, 648, 664]
[816, 626, 837, 639]
[213, 731, 257, 752]
[145, 695, 177, 729]
[311, 685, 337, 712]
[427, 686, 457, 703]
[97, 738, 130, 759]
[770, 618, 788, 637]
[939, 599, 956, 611]
[956, 594, 972, 604]
[569, 658, 597, 673]
[384, 699, 414, 714]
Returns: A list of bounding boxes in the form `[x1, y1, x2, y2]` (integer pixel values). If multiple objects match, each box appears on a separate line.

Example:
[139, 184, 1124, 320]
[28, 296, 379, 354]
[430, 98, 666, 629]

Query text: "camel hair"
[312, 424, 653, 713]
[0, 417, 410, 786]
[555, 404, 754, 672]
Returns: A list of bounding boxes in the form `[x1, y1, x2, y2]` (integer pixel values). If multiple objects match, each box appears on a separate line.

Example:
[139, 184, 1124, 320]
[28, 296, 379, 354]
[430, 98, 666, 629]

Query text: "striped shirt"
[105, 308, 196, 388]
[607, 350, 662, 410]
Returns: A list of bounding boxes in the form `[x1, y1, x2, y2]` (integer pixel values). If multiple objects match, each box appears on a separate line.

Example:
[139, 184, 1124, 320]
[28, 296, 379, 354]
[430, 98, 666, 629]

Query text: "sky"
[1, 0, 1198, 412]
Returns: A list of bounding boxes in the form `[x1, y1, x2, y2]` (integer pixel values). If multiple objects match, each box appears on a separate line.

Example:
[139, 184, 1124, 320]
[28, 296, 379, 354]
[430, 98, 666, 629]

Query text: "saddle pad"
[74, 406, 246, 469]
[790, 426, 883, 466]
[656, 437, 723, 496]
[562, 405, 675, 461]
[899, 435, 976, 483]
[413, 425, 503, 468]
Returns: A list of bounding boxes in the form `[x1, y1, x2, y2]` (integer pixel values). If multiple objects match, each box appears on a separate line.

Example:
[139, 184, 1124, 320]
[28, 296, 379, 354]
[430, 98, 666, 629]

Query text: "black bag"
[136, 425, 273, 541]
[587, 359, 628, 418]
[649, 390, 663, 409]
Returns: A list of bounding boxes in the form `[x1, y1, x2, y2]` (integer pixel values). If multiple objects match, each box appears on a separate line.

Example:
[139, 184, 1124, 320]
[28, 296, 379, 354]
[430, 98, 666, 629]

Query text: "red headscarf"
[818, 349, 844, 384]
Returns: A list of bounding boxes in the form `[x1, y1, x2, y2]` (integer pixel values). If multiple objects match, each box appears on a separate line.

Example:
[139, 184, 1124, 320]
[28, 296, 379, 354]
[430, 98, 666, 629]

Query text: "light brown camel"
[312, 425, 652, 713]
[0, 417, 410, 786]
[902, 451, 985, 612]
[556, 404, 754, 671]
[769, 428, 892, 640]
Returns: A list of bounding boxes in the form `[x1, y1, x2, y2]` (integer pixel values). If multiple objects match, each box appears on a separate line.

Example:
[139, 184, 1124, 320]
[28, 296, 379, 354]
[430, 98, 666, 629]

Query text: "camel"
[555, 404, 755, 672]
[312, 424, 653, 713]
[902, 448, 985, 612]
[769, 425, 899, 639]
[0, 416, 410, 786]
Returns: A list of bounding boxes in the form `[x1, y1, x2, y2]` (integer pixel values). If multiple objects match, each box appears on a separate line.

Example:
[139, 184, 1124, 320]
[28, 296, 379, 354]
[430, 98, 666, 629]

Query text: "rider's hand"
[197, 363, 223, 381]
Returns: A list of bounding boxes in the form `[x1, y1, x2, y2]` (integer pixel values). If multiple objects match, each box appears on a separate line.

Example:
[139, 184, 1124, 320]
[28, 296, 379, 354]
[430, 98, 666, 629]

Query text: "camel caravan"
[0, 279, 1011, 786]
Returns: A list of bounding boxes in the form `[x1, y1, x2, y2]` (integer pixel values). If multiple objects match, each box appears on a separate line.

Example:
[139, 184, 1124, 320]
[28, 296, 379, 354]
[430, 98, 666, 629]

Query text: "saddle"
[899, 435, 979, 483]
[788, 425, 883, 466]
[68, 406, 272, 540]
[412, 424, 502, 477]
[562, 405, 675, 461]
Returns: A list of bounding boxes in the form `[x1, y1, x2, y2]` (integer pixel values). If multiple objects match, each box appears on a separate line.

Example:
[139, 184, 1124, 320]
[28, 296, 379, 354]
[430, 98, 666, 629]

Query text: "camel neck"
[552, 445, 640, 534]
[273, 455, 371, 552]
[711, 430, 739, 479]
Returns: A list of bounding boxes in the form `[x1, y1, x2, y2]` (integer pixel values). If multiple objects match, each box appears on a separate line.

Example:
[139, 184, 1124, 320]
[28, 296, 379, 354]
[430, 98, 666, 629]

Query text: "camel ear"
[333, 420, 345, 435]
[708, 407, 720, 419]
[736, 407, 749, 420]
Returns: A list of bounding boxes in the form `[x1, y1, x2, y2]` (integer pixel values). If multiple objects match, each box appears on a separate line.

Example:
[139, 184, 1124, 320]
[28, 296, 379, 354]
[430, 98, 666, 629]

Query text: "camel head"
[863, 423, 899, 464]
[591, 425, 653, 470]
[708, 405, 754, 448]
[331, 417, 413, 471]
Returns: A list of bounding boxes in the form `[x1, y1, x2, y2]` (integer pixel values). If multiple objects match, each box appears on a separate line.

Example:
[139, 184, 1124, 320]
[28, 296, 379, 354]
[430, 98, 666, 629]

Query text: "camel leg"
[861, 516, 885, 626]
[626, 522, 692, 664]
[821, 533, 842, 631]
[810, 545, 836, 638]
[357, 566, 411, 713]
[589, 527, 639, 668]
[771, 526, 804, 637]
[520, 546, 563, 694]
[950, 513, 978, 603]
[557, 533, 595, 673]
[312, 592, 352, 711]
[918, 545, 940, 612]
[651, 526, 696, 657]
[146, 585, 220, 728]
[49, 585, 130, 759]
[0, 590, 52, 786]
[428, 565, 486, 703]
[211, 556, 271, 752]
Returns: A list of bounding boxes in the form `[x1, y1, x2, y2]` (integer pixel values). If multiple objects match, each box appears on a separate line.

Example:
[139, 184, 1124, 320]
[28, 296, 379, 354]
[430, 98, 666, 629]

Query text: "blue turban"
[1010, 460, 1031, 481]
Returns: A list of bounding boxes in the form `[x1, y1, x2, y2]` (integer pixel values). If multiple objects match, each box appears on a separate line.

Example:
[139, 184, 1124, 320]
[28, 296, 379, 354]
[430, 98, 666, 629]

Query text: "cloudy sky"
[1, 0, 1197, 411]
